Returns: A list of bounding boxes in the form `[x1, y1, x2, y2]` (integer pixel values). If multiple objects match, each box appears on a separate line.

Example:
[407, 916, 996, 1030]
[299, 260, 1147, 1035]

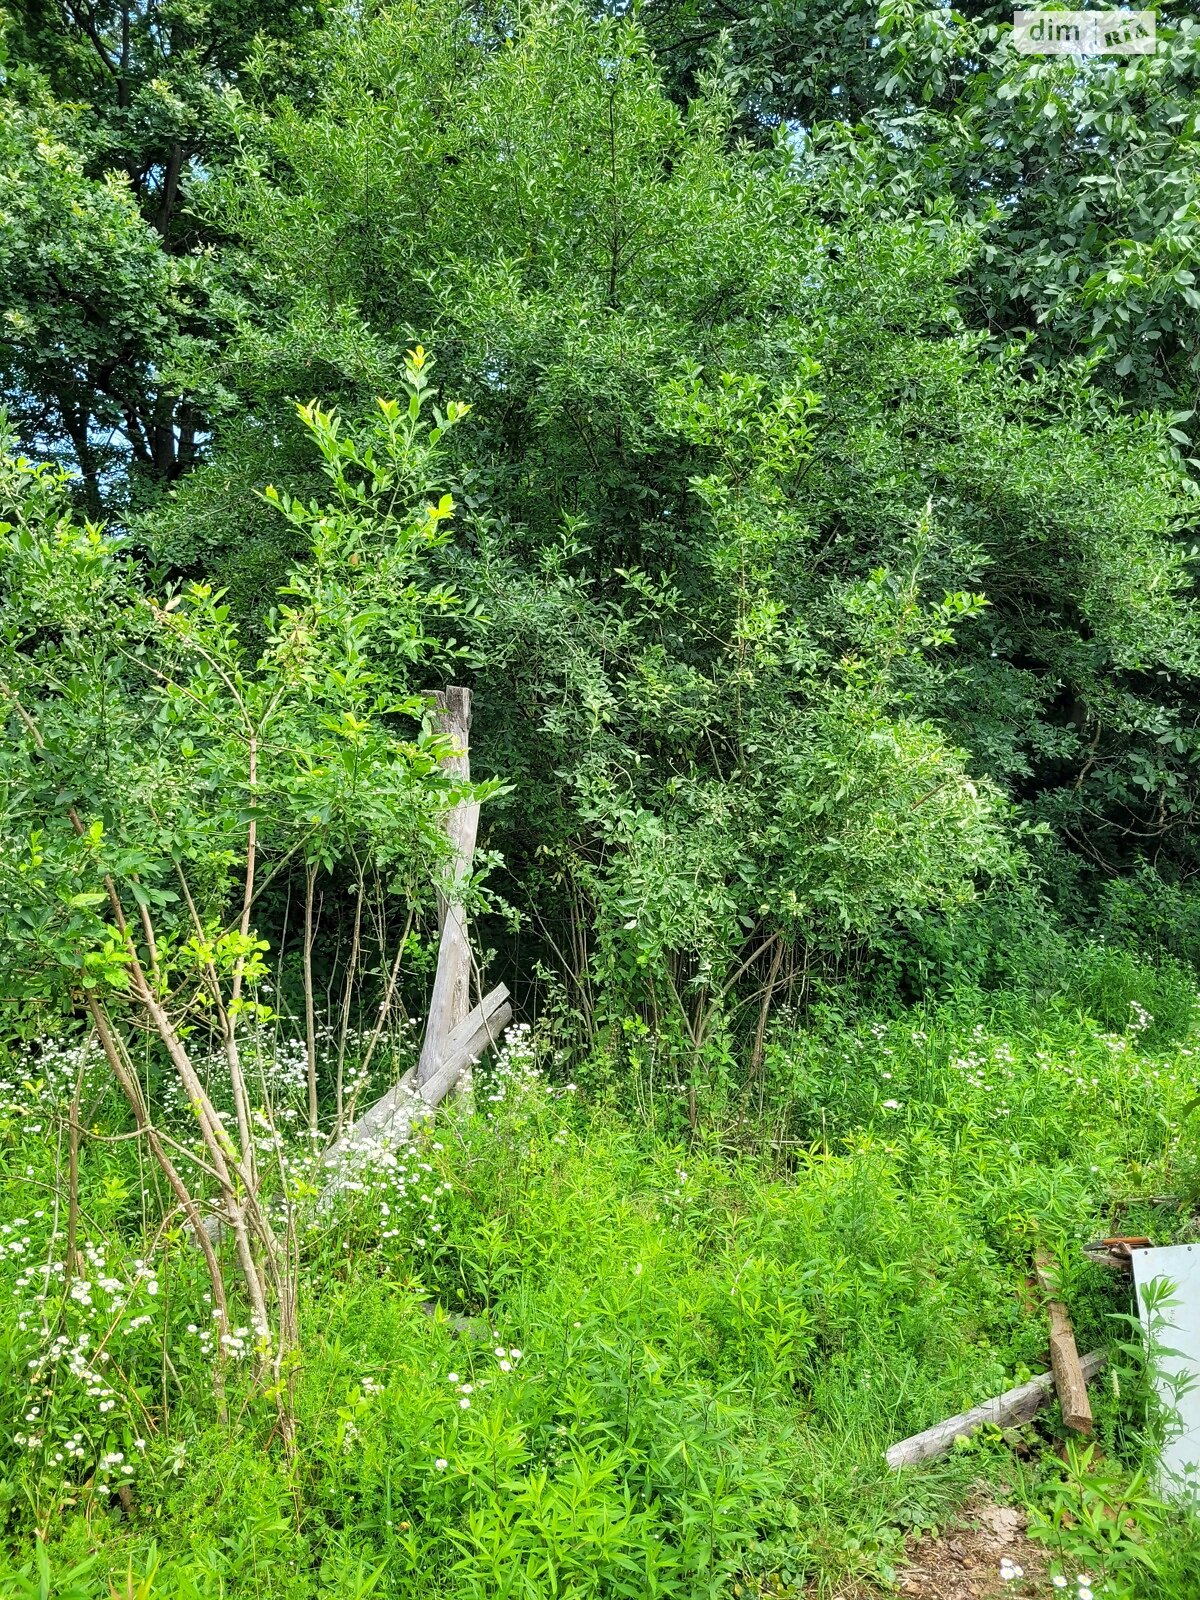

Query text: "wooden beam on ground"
[885, 1350, 1107, 1469]
[416, 686, 478, 1090]
[1036, 1250, 1094, 1435]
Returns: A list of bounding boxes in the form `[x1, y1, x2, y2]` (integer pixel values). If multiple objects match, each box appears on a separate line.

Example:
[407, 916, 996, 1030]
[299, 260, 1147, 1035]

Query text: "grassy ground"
[3, 948, 1200, 1597]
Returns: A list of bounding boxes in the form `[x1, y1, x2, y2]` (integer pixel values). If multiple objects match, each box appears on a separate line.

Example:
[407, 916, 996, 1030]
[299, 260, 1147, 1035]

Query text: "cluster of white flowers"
[0, 1036, 107, 1124]
[438, 1341, 524, 1428]
[313, 1024, 569, 1245]
[1051, 1574, 1097, 1600]
[998, 1556, 1099, 1598]
[162, 1029, 314, 1130]
[1, 1013, 513, 1518]
[183, 1313, 217, 1358]
[943, 1027, 1145, 1121]
[317, 1116, 455, 1252]
[14, 1240, 158, 1330]
[481, 1024, 542, 1109]
[3, 1218, 34, 1264]
[217, 1321, 259, 1358]
[343, 1014, 418, 1105]
[493, 1344, 523, 1374]
[1128, 1001, 1153, 1034]
[8, 1226, 180, 1502]
[161, 1019, 421, 1148]
[1, 1018, 569, 1515]
[946, 1040, 1018, 1115]
[841, 1008, 1187, 1136]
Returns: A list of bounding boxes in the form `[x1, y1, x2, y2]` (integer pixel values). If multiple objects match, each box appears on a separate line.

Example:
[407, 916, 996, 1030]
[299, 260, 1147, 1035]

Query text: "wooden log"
[320, 984, 511, 1191]
[1036, 1250, 1094, 1435]
[416, 687, 479, 1089]
[416, 990, 512, 1108]
[884, 1349, 1107, 1469]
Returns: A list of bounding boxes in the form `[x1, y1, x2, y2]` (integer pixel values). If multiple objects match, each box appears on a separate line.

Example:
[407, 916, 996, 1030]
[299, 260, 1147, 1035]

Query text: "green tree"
[8, 0, 1197, 1057]
[176, 2, 1197, 979]
[0, 348, 481, 1355]
[0, 0, 329, 506]
[636, 0, 1200, 413]
[815, 4, 1200, 411]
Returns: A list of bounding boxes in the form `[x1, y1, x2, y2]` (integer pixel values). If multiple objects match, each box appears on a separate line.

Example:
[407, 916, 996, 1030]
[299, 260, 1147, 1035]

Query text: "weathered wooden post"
[416, 686, 479, 1088]
[1036, 1250, 1094, 1435]
[319, 685, 512, 1187]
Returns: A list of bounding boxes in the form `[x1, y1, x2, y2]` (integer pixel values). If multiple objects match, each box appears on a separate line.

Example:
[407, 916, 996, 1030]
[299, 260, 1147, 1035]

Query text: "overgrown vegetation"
[3, 0, 1200, 1594]
[5, 957, 1200, 1596]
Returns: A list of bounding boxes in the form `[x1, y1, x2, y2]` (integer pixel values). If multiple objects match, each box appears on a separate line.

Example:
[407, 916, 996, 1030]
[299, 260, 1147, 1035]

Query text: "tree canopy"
[3, 0, 1200, 1028]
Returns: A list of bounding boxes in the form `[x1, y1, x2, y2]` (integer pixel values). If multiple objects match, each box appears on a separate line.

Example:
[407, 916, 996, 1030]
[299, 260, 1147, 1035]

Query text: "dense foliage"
[0, 0, 329, 506]
[148, 3, 1200, 1013]
[4, 956, 1200, 1596]
[3, 0, 1200, 1594]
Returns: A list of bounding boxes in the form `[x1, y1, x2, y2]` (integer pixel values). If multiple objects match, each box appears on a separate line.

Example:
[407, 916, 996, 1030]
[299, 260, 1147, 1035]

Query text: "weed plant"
[3, 955, 1200, 1597]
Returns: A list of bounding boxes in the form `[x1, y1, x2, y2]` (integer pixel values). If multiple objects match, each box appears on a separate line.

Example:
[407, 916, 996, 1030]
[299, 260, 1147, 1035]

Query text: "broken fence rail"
[885, 1349, 1107, 1469]
[321, 982, 512, 1196]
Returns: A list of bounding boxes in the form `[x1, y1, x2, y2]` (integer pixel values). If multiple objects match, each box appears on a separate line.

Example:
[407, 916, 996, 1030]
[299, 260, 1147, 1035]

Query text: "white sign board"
[1131, 1245, 1200, 1500]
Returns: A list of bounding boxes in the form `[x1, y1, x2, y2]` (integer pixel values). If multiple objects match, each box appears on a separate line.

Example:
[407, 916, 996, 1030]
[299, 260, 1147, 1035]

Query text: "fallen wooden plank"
[1036, 1250, 1093, 1435]
[416, 991, 512, 1108]
[885, 1349, 1107, 1469]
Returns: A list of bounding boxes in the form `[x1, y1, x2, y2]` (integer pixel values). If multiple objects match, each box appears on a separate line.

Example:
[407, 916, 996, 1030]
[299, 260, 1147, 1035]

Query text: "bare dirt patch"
[894, 1501, 1051, 1599]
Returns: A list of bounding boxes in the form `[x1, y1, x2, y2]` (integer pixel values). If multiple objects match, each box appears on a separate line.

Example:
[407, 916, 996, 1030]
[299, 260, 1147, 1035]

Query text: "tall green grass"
[4, 953, 1200, 1596]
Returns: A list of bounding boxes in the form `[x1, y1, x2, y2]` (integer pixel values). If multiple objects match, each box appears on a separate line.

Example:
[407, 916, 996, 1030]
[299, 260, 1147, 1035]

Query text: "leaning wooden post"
[416, 686, 480, 1089]
[1036, 1250, 1093, 1435]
